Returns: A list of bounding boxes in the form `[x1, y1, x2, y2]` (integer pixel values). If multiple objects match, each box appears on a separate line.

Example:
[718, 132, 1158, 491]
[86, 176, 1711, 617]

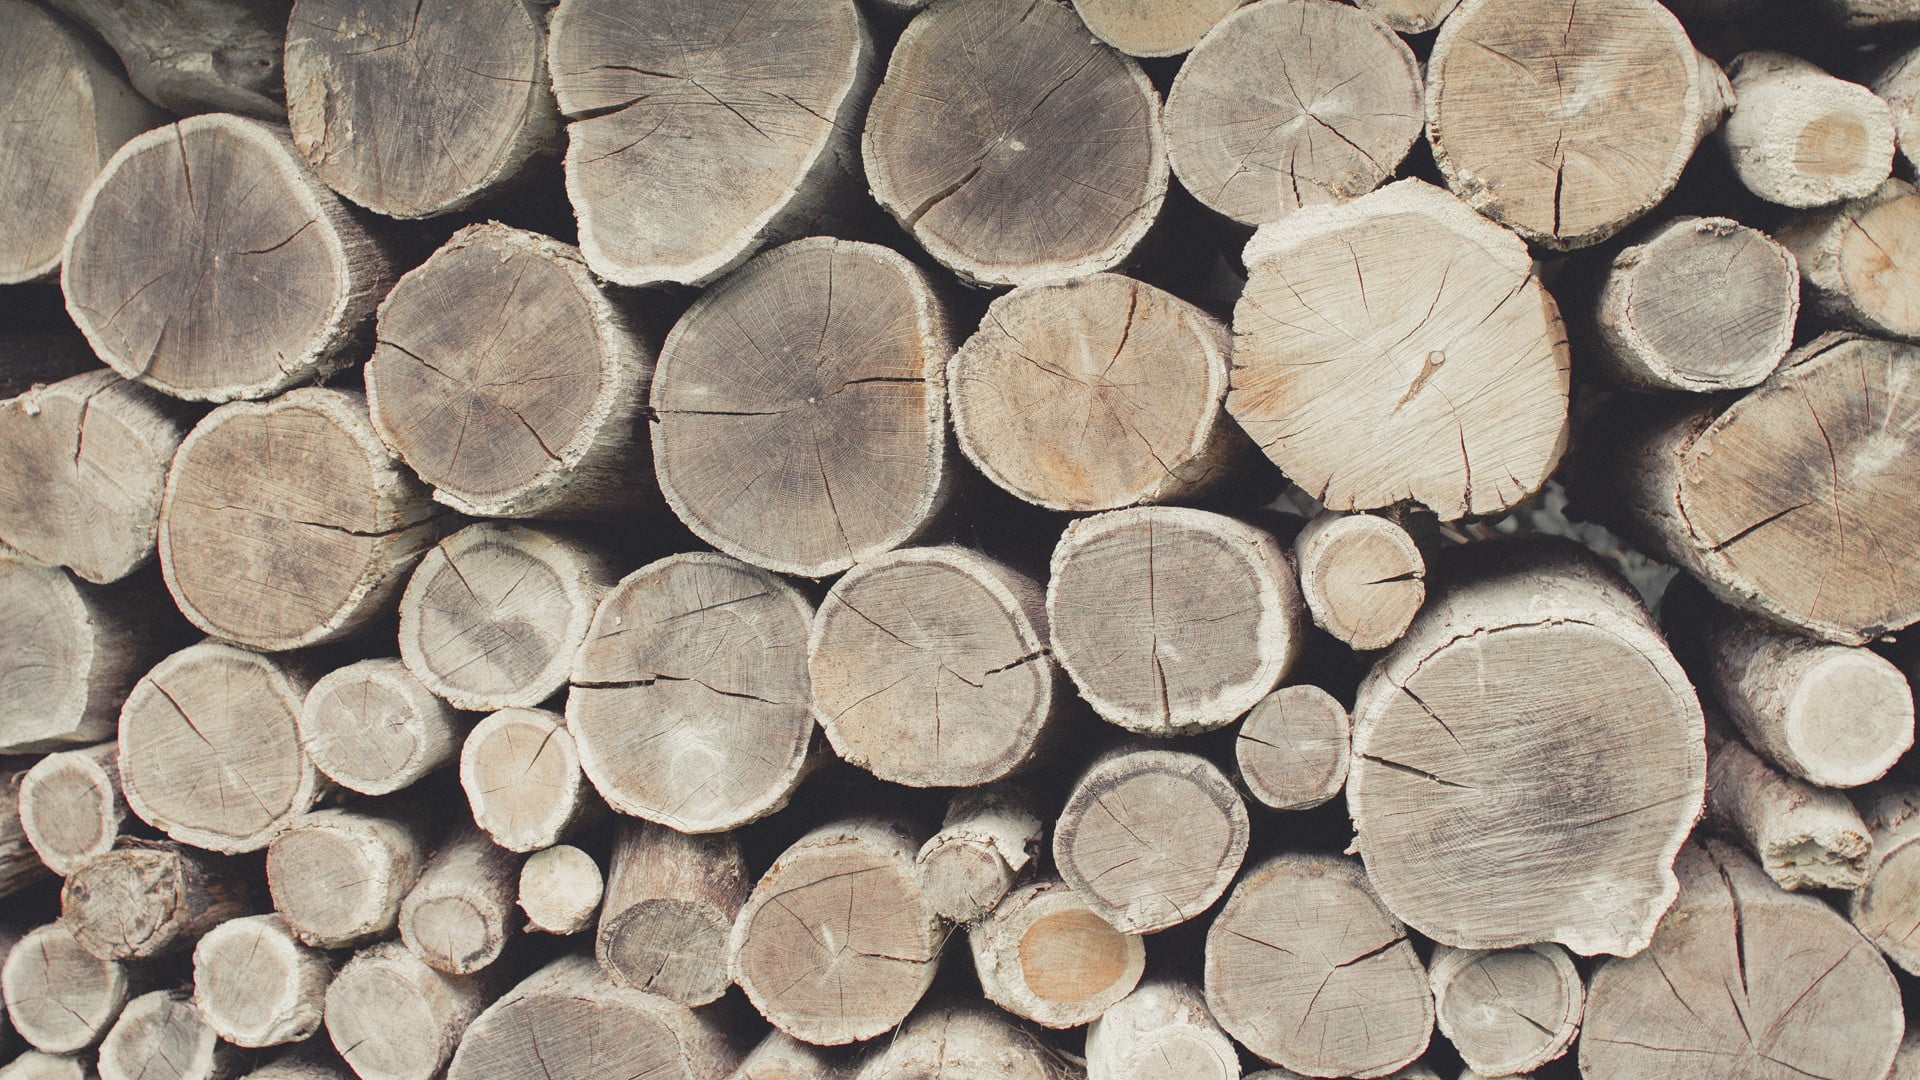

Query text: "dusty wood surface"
[1428, 944, 1581, 1077]
[459, 706, 593, 852]
[191, 914, 330, 1047]
[1235, 684, 1351, 812]
[854, 1001, 1082, 1080]
[516, 843, 601, 936]
[1705, 723, 1871, 890]
[595, 819, 746, 1007]
[1, 923, 129, 1054]
[266, 807, 427, 949]
[1293, 511, 1426, 651]
[1850, 783, 1920, 975]
[1719, 52, 1895, 208]
[0, 560, 172, 755]
[97, 988, 239, 1080]
[1776, 179, 1920, 342]
[397, 828, 521, 977]
[299, 658, 464, 796]
[1070, 0, 1242, 56]
[62, 839, 252, 961]
[1085, 980, 1240, 1080]
[43, 0, 288, 118]
[19, 741, 124, 876]
[324, 939, 488, 1080]
[916, 786, 1042, 925]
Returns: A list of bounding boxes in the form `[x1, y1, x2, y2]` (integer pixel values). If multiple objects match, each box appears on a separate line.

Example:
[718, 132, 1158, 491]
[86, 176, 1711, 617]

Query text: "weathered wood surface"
[2, 923, 130, 1054]
[854, 1001, 1082, 1080]
[62, 840, 252, 961]
[1705, 724, 1871, 890]
[517, 843, 601, 936]
[595, 819, 747, 1008]
[1427, 944, 1581, 1078]
[1293, 512, 1426, 651]
[969, 878, 1145, 1029]
[1777, 179, 1920, 342]
[1085, 980, 1240, 1080]
[1235, 684, 1351, 812]
[1850, 783, 1920, 974]
[1352, 0, 1461, 33]
[266, 807, 427, 949]
[1070, 0, 1242, 56]
[42, 0, 288, 118]
[735, 1031, 853, 1080]
[916, 786, 1042, 925]
[460, 706, 593, 852]
[1720, 52, 1895, 209]
[325, 939, 489, 1080]
[299, 658, 464, 796]
[192, 914, 330, 1047]
[398, 828, 521, 977]
[1872, 42, 1920, 172]
[0, 560, 173, 754]
[19, 742, 124, 876]
[96, 989, 239, 1080]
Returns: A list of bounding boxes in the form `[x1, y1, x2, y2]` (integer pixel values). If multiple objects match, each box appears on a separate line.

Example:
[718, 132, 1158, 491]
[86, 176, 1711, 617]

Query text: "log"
[948, 274, 1236, 512]
[459, 706, 593, 852]
[916, 786, 1043, 925]
[191, 914, 330, 1047]
[0, 560, 173, 754]
[61, 840, 253, 961]
[397, 522, 617, 712]
[595, 820, 747, 1007]
[2, 923, 130, 1054]
[734, 1031, 851, 1080]
[1071, 0, 1243, 56]
[1581, 838, 1903, 1079]
[1425, 0, 1729, 249]
[1871, 43, 1920, 172]
[862, 0, 1168, 286]
[19, 742, 124, 876]
[1228, 179, 1570, 520]
[810, 545, 1060, 787]
[1426, 944, 1581, 1078]
[1705, 724, 1872, 890]
[159, 388, 440, 651]
[398, 828, 522, 976]
[1775, 179, 1920, 342]
[1719, 52, 1895, 208]
[0, 770, 61, 898]
[324, 940, 489, 1080]
[1047, 507, 1304, 735]
[1849, 783, 1920, 974]
[1164, 0, 1422, 227]
[63, 115, 394, 402]
[516, 844, 601, 936]
[285, 0, 557, 219]
[1351, 0, 1461, 33]
[568, 552, 816, 833]
[729, 818, 941, 1045]
[1084, 980, 1240, 1080]
[0, 1054, 89, 1080]
[41, 0, 287, 118]
[299, 658, 464, 796]
[266, 808, 428, 949]
[118, 642, 322, 854]
[1052, 748, 1250, 935]
[1235, 684, 1351, 813]
[547, 0, 874, 287]
[239, 1052, 351, 1080]
[853, 1001, 1080, 1080]
[650, 237, 954, 578]
[97, 989, 239, 1080]
[365, 223, 654, 519]
[1293, 512, 1426, 651]
[968, 878, 1145, 1029]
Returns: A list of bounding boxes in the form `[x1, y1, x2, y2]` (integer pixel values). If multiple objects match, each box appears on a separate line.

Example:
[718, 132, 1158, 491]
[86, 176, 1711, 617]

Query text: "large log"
[41, 0, 287, 118]
[460, 706, 594, 852]
[1085, 980, 1240, 1080]
[916, 786, 1043, 925]
[853, 1001, 1080, 1080]
[96, 989, 239, 1080]
[0, 560, 173, 754]
[324, 940, 489, 1080]
[61, 840, 253, 961]
[1719, 52, 1895, 208]
[266, 808, 428, 949]
[299, 659, 464, 796]
[192, 914, 330, 1047]
[1427, 944, 1581, 1078]
[2, 923, 130, 1054]
[19, 742, 124, 876]
[517, 844, 601, 936]
[1776, 179, 1920, 342]
[398, 828, 522, 977]
[1704, 724, 1871, 890]
[1069, 0, 1242, 56]
[1235, 684, 1351, 813]
[595, 819, 747, 1008]
[968, 878, 1145, 1029]
[1292, 512, 1426, 651]
[1849, 783, 1920, 974]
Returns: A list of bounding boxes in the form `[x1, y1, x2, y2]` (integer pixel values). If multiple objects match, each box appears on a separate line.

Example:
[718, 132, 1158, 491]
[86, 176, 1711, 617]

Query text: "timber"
[266, 808, 428, 949]
[19, 742, 124, 876]
[61, 840, 253, 961]
[594, 819, 747, 1007]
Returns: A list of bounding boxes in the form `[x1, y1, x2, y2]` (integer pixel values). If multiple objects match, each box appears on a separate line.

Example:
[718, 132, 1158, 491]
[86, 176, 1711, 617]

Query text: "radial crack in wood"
[595, 819, 746, 1008]
[1428, 944, 1581, 1078]
[325, 939, 490, 1080]
[62, 839, 253, 961]
[1236, 684, 1351, 812]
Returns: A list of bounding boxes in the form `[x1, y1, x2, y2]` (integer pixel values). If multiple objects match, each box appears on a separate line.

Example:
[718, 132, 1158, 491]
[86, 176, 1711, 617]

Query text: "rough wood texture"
[1776, 179, 1920, 341]
[595, 819, 747, 1008]
[2, 923, 129, 1054]
[0, 771, 55, 899]
[569, 552, 816, 833]
[735, 1031, 852, 1080]
[1426, 0, 1729, 248]
[62, 840, 252, 961]
[1872, 43, 1920, 172]
[1849, 783, 1920, 974]
[1352, 0, 1461, 33]
[949, 274, 1236, 512]
[0, 560, 172, 754]
[399, 828, 522, 977]
[1705, 724, 1871, 890]
[969, 878, 1145, 1029]
[1048, 507, 1304, 734]
[0, 1054, 90, 1080]
[1070, 0, 1241, 56]
[366, 224, 654, 519]
[19, 742, 124, 875]
[863, 0, 1167, 286]
[266, 807, 427, 949]
[650, 237, 954, 578]
[1052, 747, 1249, 934]
[398, 523, 616, 712]
[855, 1001, 1081, 1080]
[1085, 980, 1240, 1080]
[299, 658, 464, 796]
[64, 115, 394, 402]
[729, 818, 941, 1045]
[811, 546, 1059, 787]
[97, 989, 239, 1080]
[239, 1052, 351, 1080]
[460, 707, 592, 852]
[1427, 944, 1581, 1078]
[160, 388, 440, 651]
[517, 844, 601, 936]
[549, 0, 874, 287]
[1235, 684, 1351, 812]
[192, 914, 329, 1047]
[1293, 512, 1426, 651]
[325, 939, 489, 1080]
[916, 786, 1043, 925]
[1719, 52, 1895, 208]
[1581, 838, 1903, 1079]
[1230, 179, 1570, 520]
[42, 0, 287, 118]
[286, 0, 557, 219]
[1165, 0, 1421, 227]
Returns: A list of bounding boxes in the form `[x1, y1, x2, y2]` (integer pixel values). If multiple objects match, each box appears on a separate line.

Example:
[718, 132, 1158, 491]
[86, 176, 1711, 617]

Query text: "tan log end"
[267, 808, 428, 950]
[969, 878, 1145, 1029]
[62, 840, 253, 961]
[595, 820, 746, 1008]
[1235, 684, 1351, 812]
[1086, 980, 1241, 1080]
[1720, 52, 1895, 208]
[1293, 512, 1426, 651]
[1, 923, 129, 1054]
[192, 914, 330, 1048]
[1428, 944, 1582, 1077]
[915, 786, 1042, 925]
[97, 990, 239, 1080]
[517, 844, 602, 936]
[300, 658, 465, 796]
[325, 939, 489, 1080]
[19, 741, 123, 875]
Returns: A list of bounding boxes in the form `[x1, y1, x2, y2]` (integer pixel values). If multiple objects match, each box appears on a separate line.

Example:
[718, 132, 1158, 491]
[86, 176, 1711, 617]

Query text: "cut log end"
[1070, 0, 1242, 56]
[192, 914, 330, 1048]
[916, 788, 1043, 925]
[19, 742, 123, 875]
[1849, 783, 1920, 975]
[1778, 179, 1920, 341]
[1428, 944, 1582, 1077]
[300, 658, 464, 796]
[1294, 512, 1426, 651]
[266, 808, 428, 950]
[855, 1001, 1080, 1080]
[97, 990, 236, 1080]
[62, 840, 253, 961]
[460, 707, 592, 853]
[1720, 52, 1895, 209]
[969, 879, 1145, 1029]
[399, 829, 523, 977]
[517, 844, 602, 935]
[1235, 684, 1352, 812]
[325, 940, 488, 1080]
[1086, 980, 1242, 1080]
[0, 560, 163, 755]
[2, 923, 129, 1054]
[1706, 725, 1872, 890]
[596, 821, 746, 1008]
[1352, 0, 1464, 33]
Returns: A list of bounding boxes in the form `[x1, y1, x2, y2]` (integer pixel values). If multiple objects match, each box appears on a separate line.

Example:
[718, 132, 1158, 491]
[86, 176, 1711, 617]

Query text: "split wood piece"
[1849, 783, 1920, 974]
[63, 115, 393, 402]
[1427, 944, 1581, 1078]
[160, 389, 440, 651]
[447, 955, 737, 1080]
[948, 274, 1236, 512]
[41, 0, 285, 118]
[969, 878, 1145, 1029]
[325, 940, 490, 1080]
[1048, 507, 1304, 734]
[0, 560, 173, 754]
[1872, 44, 1920, 172]
[62, 840, 252, 961]
[1053, 748, 1250, 934]
[1084, 980, 1241, 1080]
[97, 990, 239, 1080]
[1229, 179, 1570, 520]
[548, 0, 874, 287]
[1719, 52, 1895, 209]
[517, 844, 601, 936]
[20, 742, 124, 875]
[192, 915, 329, 1047]
[119, 642, 322, 853]
[0, 770, 47, 900]
[398, 828, 523, 976]
[2, 924, 130, 1054]
[854, 1001, 1080, 1080]
[286, 0, 556, 219]
[811, 546, 1059, 787]
[596, 820, 746, 1007]
[266, 808, 429, 949]
[366, 223, 653, 519]
[1705, 725, 1871, 890]
[1166, 0, 1421, 227]
[1610, 332, 1920, 644]
[1581, 216, 1800, 393]
[1070, 0, 1241, 56]
[735, 1031, 852, 1080]
[1348, 542, 1705, 955]
[650, 237, 953, 578]
[862, 0, 1168, 286]
[1294, 513, 1426, 651]
[1235, 684, 1351, 812]
[568, 552, 816, 832]
[1776, 179, 1920, 341]
[916, 786, 1043, 925]
[0, 1054, 89, 1080]
[730, 818, 941, 1045]
[299, 659, 464, 797]
[398, 522, 617, 712]
[460, 707, 593, 852]
[1351, 0, 1461, 33]
[0, 0, 157, 284]
[1581, 838, 1902, 1079]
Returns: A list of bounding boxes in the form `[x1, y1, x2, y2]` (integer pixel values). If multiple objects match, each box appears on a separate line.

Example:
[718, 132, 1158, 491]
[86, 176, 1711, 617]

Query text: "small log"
[1581, 838, 1902, 1079]
[1052, 748, 1249, 935]
[398, 828, 523, 977]
[595, 820, 747, 1007]
[325, 940, 489, 1080]
[1425, 0, 1729, 248]
[916, 786, 1043, 925]
[1293, 512, 1426, 651]
[285, 0, 557, 219]
[1849, 783, 1920, 974]
[1775, 179, 1920, 341]
[1706, 725, 1871, 890]
[853, 1001, 1080, 1080]
[1165, 0, 1422, 227]
[1351, 0, 1461, 33]
[365, 224, 653, 519]
[1235, 684, 1351, 813]
[266, 808, 428, 950]
[548, 0, 874, 287]
[651, 237, 954, 578]
[517, 844, 601, 936]
[63, 115, 394, 402]
[240, 1051, 352, 1080]
[61, 840, 252, 961]
[41, 0, 286, 118]
[192, 915, 329, 1048]
[160, 388, 440, 651]
[734, 1031, 852, 1080]
[569, 552, 816, 833]
[948, 274, 1236, 512]
[1047, 507, 1304, 734]
[19, 742, 124, 875]
[1084, 980, 1241, 1080]
[1070, 0, 1241, 56]
[1427, 944, 1581, 1078]
[2, 923, 130, 1054]
[460, 707, 593, 852]
[299, 658, 464, 797]
[0, 1054, 89, 1080]
[97, 989, 239, 1080]
[729, 818, 941, 1045]
[862, 0, 1167, 286]
[1871, 43, 1920, 172]
[1719, 52, 1895, 209]
[1229, 179, 1570, 520]
[0, 560, 173, 754]
[969, 878, 1145, 1029]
